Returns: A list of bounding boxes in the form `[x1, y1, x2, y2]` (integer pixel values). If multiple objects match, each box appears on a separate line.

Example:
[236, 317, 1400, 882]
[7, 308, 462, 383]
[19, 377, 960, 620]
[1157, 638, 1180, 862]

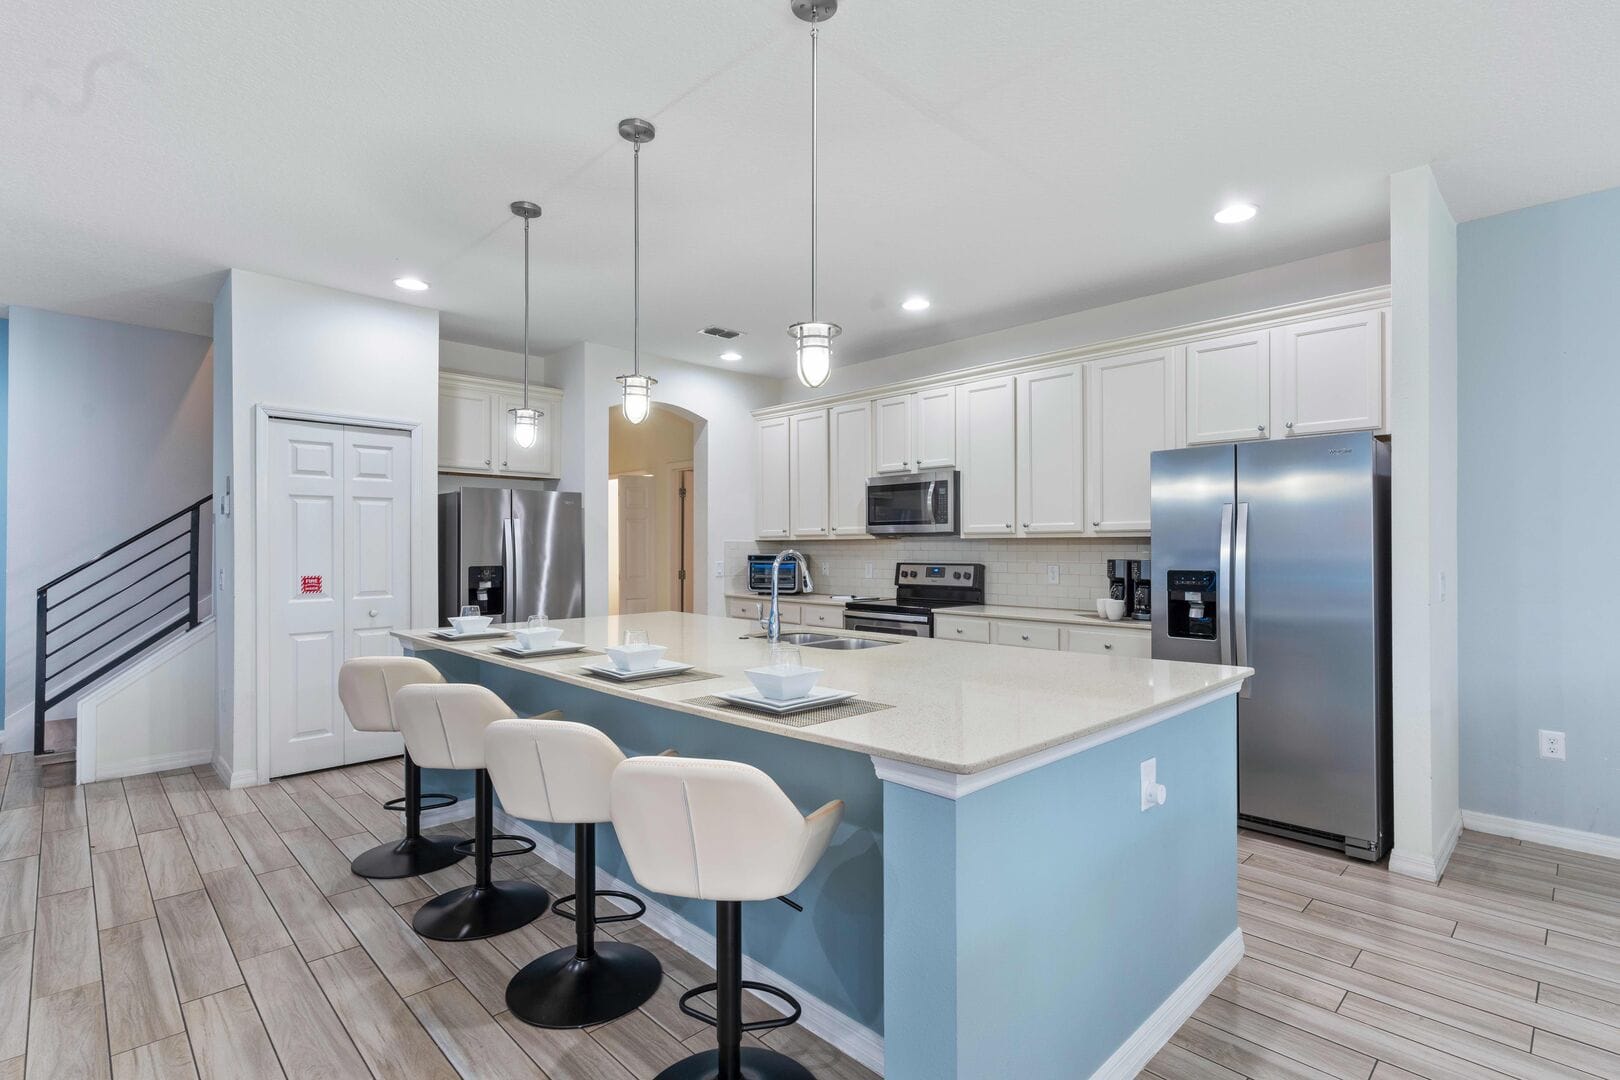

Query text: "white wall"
[213, 270, 440, 784]
[1388, 166, 1461, 881]
[775, 243, 1390, 400]
[4, 307, 213, 736]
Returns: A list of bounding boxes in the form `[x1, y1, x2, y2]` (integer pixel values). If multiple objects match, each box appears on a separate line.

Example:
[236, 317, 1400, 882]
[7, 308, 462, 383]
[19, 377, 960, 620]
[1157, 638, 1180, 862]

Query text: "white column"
[1388, 166, 1461, 881]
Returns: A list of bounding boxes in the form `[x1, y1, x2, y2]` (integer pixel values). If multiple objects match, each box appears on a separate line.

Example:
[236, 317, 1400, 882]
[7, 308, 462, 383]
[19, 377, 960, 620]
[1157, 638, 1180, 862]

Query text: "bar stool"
[336, 657, 465, 879]
[393, 683, 552, 940]
[611, 757, 844, 1080]
[484, 717, 663, 1027]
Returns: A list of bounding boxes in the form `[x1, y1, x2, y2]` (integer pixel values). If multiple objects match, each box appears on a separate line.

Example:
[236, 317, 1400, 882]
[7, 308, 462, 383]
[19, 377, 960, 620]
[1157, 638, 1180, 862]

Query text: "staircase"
[33, 496, 212, 758]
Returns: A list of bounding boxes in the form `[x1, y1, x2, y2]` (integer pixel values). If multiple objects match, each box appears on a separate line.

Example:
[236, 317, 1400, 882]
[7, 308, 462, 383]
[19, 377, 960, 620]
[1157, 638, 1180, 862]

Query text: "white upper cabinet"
[913, 385, 958, 468]
[495, 389, 556, 476]
[1016, 365, 1086, 534]
[1272, 309, 1384, 437]
[439, 373, 562, 478]
[755, 416, 791, 539]
[1185, 330, 1271, 444]
[439, 383, 494, 472]
[828, 402, 873, 536]
[956, 376, 1018, 536]
[788, 409, 831, 539]
[871, 394, 915, 473]
[1085, 348, 1175, 534]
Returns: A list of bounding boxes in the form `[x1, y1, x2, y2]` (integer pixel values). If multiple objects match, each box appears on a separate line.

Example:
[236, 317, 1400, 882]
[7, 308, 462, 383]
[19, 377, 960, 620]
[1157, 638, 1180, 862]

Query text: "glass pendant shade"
[509, 406, 541, 448]
[790, 321, 840, 389]
[617, 373, 656, 425]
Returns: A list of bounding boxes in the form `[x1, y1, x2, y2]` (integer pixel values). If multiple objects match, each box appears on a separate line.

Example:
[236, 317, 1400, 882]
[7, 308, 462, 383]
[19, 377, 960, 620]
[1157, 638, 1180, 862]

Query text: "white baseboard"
[211, 755, 258, 790]
[493, 809, 885, 1076]
[419, 801, 475, 830]
[1389, 809, 1462, 883]
[1462, 809, 1620, 861]
[1092, 928, 1244, 1080]
[93, 748, 214, 781]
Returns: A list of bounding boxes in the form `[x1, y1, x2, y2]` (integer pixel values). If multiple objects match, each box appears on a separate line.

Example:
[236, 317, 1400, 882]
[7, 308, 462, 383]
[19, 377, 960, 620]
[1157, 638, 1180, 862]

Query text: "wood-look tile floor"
[0, 750, 878, 1080]
[1141, 829, 1620, 1079]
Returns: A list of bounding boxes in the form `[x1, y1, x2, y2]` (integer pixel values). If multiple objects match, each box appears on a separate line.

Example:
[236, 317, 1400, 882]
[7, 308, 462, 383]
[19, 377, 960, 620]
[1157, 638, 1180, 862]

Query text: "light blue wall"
[1458, 185, 1620, 837]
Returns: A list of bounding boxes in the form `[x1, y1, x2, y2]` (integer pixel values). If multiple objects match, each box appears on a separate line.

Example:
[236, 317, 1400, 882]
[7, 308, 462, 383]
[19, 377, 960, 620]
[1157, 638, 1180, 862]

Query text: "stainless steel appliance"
[1150, 432, 1391, 860]
[1106, 559, 1131, 609]
[843, 562, 983, 637]
[438, 489, 585, 624]
[748, 553, 809, 595]
[1128, 559, 1151, 622]
[864, 469, 959, 536]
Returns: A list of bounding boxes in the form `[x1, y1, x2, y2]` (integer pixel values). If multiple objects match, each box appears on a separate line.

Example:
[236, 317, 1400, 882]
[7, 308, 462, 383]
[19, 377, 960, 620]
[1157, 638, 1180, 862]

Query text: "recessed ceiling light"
[901, 295, 931, 312]
[720, 351, 742, 362]
[393, 276, 430, 291]
[1213, 203, 1258, 224]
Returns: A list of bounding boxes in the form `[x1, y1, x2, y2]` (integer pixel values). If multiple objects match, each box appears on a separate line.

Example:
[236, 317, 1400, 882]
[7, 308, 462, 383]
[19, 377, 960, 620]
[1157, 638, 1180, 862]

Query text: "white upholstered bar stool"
[336, 657, 465, 878]
[484, 717, 663, 1027]
[611, 757, 844, 1080]
[394, 683, 552, 940]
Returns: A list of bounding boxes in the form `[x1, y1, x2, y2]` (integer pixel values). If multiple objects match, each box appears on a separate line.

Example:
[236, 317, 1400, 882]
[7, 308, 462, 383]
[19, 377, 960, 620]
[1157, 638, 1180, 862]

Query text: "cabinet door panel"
[755, 417, 792, 539]
[1186, 330, 1270, 444]
[914, 385, 957, 468]
[828, 402, 872, 536]
[1086, 349, 1173, 534]
[1016, 365, 1085, 534]
[789, 409, 831, 539]
[495, 391, 556, 476]
[439, 385, 494, 471]
[871, 394, 914, 473]
[1274, 309, 1384, 436]
[956, 377, 1017, 536]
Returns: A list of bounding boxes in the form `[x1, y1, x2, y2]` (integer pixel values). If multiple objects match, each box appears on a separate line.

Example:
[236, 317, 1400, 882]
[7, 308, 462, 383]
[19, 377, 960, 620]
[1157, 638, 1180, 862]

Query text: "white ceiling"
[5, 1, 1620, 377]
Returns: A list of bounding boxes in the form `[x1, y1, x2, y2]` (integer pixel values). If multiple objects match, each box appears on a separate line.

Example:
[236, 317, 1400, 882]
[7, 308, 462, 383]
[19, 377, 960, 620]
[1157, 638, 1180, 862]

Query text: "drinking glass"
[770, 643, 803, 671]
[526, 615, 547, 630]
[624, 629, 649, 647]
[460, 605, 481, 618]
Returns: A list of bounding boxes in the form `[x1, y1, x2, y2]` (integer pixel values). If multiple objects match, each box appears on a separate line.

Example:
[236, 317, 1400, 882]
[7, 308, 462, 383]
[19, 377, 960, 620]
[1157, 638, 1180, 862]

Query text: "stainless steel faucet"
[762, 549, 805, 643]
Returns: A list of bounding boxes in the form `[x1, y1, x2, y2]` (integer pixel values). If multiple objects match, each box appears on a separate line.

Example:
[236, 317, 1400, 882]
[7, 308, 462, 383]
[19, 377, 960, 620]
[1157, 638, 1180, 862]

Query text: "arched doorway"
[607, 404, 700, 614]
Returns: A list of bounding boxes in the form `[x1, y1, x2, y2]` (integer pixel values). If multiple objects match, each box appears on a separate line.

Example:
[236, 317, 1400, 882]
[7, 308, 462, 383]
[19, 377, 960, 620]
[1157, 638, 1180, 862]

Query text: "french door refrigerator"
[1150, 431, 1391, 860]
[438, 489, 585, 625]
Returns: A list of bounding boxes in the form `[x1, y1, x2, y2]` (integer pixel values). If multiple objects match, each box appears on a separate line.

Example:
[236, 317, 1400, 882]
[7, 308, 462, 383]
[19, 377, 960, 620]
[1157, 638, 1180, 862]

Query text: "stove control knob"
[952, 571, 961, 579]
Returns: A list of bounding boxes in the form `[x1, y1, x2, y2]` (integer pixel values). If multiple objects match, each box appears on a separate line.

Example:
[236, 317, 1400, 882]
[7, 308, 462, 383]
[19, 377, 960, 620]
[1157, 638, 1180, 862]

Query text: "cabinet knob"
[368, 609, 379, 618]
[1021, 634, 1030, 641]
[485, 458, 492, 466]
[1104, 643, 1112, 650]
[1022, 523, 1030, 529]
[1256, 425, 1265, 433]
[1092, 521, 1100, 527]
[1004, 523, 1013, 530]
[1285, 421, 1293, 430]
[956, 628, 964, 634]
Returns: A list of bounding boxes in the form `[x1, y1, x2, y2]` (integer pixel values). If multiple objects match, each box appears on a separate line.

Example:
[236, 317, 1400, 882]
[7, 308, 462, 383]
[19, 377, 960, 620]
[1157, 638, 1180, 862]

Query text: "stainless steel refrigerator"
[1150, 431, 1391, 860]
[438, 489, 585, 625]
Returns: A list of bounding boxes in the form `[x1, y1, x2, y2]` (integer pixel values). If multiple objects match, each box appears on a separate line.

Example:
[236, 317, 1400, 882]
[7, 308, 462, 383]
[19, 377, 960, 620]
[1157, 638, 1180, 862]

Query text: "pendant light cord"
[810, 20, 819, 323]
[521, 216, 531, 409]
[633, 139, 642, 379]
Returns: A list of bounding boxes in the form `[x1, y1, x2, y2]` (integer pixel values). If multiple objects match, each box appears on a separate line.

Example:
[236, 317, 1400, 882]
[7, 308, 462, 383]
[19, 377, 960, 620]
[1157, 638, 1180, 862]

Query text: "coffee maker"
[1106, 559, 1131, 610]
[1128, 559, 1151, 621]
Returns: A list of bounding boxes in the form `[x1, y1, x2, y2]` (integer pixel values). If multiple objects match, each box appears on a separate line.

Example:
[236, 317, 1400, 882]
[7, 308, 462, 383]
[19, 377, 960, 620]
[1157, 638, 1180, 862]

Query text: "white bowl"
[603, 642, 668, 672]
[1101, 598, 1126, 621]
[448, 614, 494, 635]
[745, 664, 823, 702]
[513, 626, 564, 651]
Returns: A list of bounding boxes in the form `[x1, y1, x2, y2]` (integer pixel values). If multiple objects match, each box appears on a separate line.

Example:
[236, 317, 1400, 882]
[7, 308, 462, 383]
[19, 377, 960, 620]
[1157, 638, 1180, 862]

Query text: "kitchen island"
[397, 611, 1250, 1079]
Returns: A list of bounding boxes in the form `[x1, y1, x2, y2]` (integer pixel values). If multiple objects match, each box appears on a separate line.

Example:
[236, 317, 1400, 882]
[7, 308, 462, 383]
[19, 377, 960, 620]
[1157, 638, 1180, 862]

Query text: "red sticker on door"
[299, 575, 324, 595]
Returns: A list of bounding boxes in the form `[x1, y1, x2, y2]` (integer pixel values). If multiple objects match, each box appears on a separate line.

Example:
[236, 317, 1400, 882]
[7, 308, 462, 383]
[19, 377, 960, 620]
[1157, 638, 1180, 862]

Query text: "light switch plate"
[1046, 565, 1061, 585]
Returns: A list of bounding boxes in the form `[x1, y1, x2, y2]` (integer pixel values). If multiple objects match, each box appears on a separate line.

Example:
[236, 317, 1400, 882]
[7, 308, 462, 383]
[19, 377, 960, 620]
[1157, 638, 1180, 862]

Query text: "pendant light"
[615, 118, 658, 425]
[508, 200, 544, 448]
[788, 0, 840, 389]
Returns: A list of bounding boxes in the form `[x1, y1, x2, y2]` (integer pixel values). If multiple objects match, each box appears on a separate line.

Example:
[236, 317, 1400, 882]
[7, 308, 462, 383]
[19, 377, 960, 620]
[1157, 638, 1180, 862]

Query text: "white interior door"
[268, 418, 413, 777]
[617, 475, 655, 614]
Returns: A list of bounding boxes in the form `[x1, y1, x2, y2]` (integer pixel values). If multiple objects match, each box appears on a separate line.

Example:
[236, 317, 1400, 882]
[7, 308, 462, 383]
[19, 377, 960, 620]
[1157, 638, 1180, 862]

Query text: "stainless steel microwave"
[865, 468, 959, 535]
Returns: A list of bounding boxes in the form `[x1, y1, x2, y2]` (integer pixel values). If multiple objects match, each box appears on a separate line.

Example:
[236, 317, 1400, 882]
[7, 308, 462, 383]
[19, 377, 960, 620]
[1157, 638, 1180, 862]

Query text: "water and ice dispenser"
[466, 565, 505, 618]
[1165, 570, 1218, 640]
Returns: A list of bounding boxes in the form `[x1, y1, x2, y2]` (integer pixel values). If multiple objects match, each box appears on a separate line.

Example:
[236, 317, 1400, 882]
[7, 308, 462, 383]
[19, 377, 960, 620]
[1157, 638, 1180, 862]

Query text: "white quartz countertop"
[945, 604, 1154, 632]
[395, 612, 1248, 776]
[726, 591, 891, 607]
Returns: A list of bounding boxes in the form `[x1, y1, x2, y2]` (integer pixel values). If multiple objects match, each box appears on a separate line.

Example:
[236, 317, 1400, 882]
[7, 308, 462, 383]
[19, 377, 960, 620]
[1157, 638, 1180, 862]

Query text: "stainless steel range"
[843, 562, 984, 637]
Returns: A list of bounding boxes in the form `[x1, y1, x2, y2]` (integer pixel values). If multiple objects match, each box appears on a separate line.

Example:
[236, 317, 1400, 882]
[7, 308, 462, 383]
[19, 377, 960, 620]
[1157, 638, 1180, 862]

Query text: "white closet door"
[340, 426, 413, 763]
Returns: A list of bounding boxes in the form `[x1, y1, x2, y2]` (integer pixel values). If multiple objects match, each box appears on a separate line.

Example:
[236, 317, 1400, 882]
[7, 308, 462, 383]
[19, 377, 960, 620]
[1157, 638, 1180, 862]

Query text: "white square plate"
[580, 659, 695, 681]
[713, 686, 857, 715]
[493, 640, 588, 659]
[429, 628, 511, 642]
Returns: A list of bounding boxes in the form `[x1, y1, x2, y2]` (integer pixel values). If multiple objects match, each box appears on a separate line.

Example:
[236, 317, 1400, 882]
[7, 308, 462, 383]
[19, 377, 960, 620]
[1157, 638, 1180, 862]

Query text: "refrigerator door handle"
[1218, 503, 1234, 667]
[1234, 501, 1251, 696]
[503, 516, 517, 622]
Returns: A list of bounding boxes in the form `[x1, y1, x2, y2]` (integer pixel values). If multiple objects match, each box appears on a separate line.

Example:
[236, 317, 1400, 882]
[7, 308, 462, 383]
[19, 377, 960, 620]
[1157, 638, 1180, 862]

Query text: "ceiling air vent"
[698, 326, 743, 340]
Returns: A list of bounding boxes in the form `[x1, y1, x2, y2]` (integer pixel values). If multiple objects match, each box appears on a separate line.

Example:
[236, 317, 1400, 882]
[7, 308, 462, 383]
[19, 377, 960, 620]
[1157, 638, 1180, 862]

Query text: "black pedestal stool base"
[654, 1047, 815, 1080]
[413, 878, 550, 941]
[349, 833, 464, 880]
[506, 940, 663, 1028]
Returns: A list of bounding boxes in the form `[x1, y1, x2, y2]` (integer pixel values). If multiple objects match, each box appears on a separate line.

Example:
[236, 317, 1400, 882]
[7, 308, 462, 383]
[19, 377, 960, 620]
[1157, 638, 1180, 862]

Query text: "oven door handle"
[843, 610, 931, 624]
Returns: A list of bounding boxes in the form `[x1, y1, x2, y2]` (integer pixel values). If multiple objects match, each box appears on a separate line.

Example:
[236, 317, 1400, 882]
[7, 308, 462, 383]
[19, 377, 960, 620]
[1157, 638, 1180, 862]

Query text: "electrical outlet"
[1539, 729, 1566, 760]
[713, 560, 724, 579]
[864, 562, 874, 579]
[1046, 565, 1061, 585]
[1140, 758, 1167, 811]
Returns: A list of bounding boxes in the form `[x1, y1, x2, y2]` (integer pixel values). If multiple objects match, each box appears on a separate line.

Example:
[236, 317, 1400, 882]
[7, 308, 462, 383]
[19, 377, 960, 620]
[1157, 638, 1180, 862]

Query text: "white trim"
[252, 404, 425, 785]
[76, 617, 216, 784]
[754, 286, 1392, 419]
[1461, 809, 1620, 861]
[1389, 809, 1462, 883]
[91, 748, 214, 782]
[870, 682, 1242, 798]
[1090, 928, 1244, 1080]
[209, 754, 259, 789]
[493, 809, 885, 1075]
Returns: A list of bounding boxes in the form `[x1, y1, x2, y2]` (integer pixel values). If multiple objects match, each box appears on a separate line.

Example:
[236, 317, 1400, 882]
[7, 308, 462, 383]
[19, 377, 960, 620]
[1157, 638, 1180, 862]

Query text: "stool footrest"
[677, 981, 802, 1033]
[551, 889, 647, 926]
[452, 832, 536, 859]
[383, 792, 458, 814]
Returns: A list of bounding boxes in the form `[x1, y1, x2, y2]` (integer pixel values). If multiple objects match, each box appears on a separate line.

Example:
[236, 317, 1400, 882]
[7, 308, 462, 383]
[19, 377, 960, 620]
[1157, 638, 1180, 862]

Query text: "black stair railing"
[34, 495, 212, 756]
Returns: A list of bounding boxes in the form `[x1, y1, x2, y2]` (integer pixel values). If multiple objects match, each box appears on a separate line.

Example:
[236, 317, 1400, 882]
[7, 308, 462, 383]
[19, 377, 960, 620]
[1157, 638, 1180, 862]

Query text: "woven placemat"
[683, 694, 894, 728]
[578, 667, 723, 689]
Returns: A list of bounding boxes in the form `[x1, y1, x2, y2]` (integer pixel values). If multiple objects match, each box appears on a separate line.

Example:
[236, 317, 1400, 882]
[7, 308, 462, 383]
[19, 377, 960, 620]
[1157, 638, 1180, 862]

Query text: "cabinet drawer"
[992, 620, 1061, 650]
[1063, 627, 1151, 658]
[801, 606, 843, 628]
[727, 598, 766, 621]
[935, 615, 990, 643]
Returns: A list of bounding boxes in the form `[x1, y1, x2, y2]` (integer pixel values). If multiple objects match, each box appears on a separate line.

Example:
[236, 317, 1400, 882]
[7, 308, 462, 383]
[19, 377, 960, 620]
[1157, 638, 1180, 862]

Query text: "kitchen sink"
[800, 636, 895, 650]
[747, 631, 842, 644]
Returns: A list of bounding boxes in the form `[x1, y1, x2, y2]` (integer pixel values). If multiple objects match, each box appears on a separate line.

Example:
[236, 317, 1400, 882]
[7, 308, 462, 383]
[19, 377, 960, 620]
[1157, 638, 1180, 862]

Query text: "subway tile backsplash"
[724, 536, 1150, 611]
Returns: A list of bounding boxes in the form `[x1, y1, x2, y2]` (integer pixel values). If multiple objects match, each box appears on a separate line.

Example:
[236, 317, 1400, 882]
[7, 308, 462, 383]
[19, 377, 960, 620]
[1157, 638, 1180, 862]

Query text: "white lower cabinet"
[728, 597, 766, 621]
[934, 614, 990, 643]
[1063, 626, 1151, 657]
[800, 605, 843, 629]
[992, 620, 1062, 650]
[934, 612, 1150, 656]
